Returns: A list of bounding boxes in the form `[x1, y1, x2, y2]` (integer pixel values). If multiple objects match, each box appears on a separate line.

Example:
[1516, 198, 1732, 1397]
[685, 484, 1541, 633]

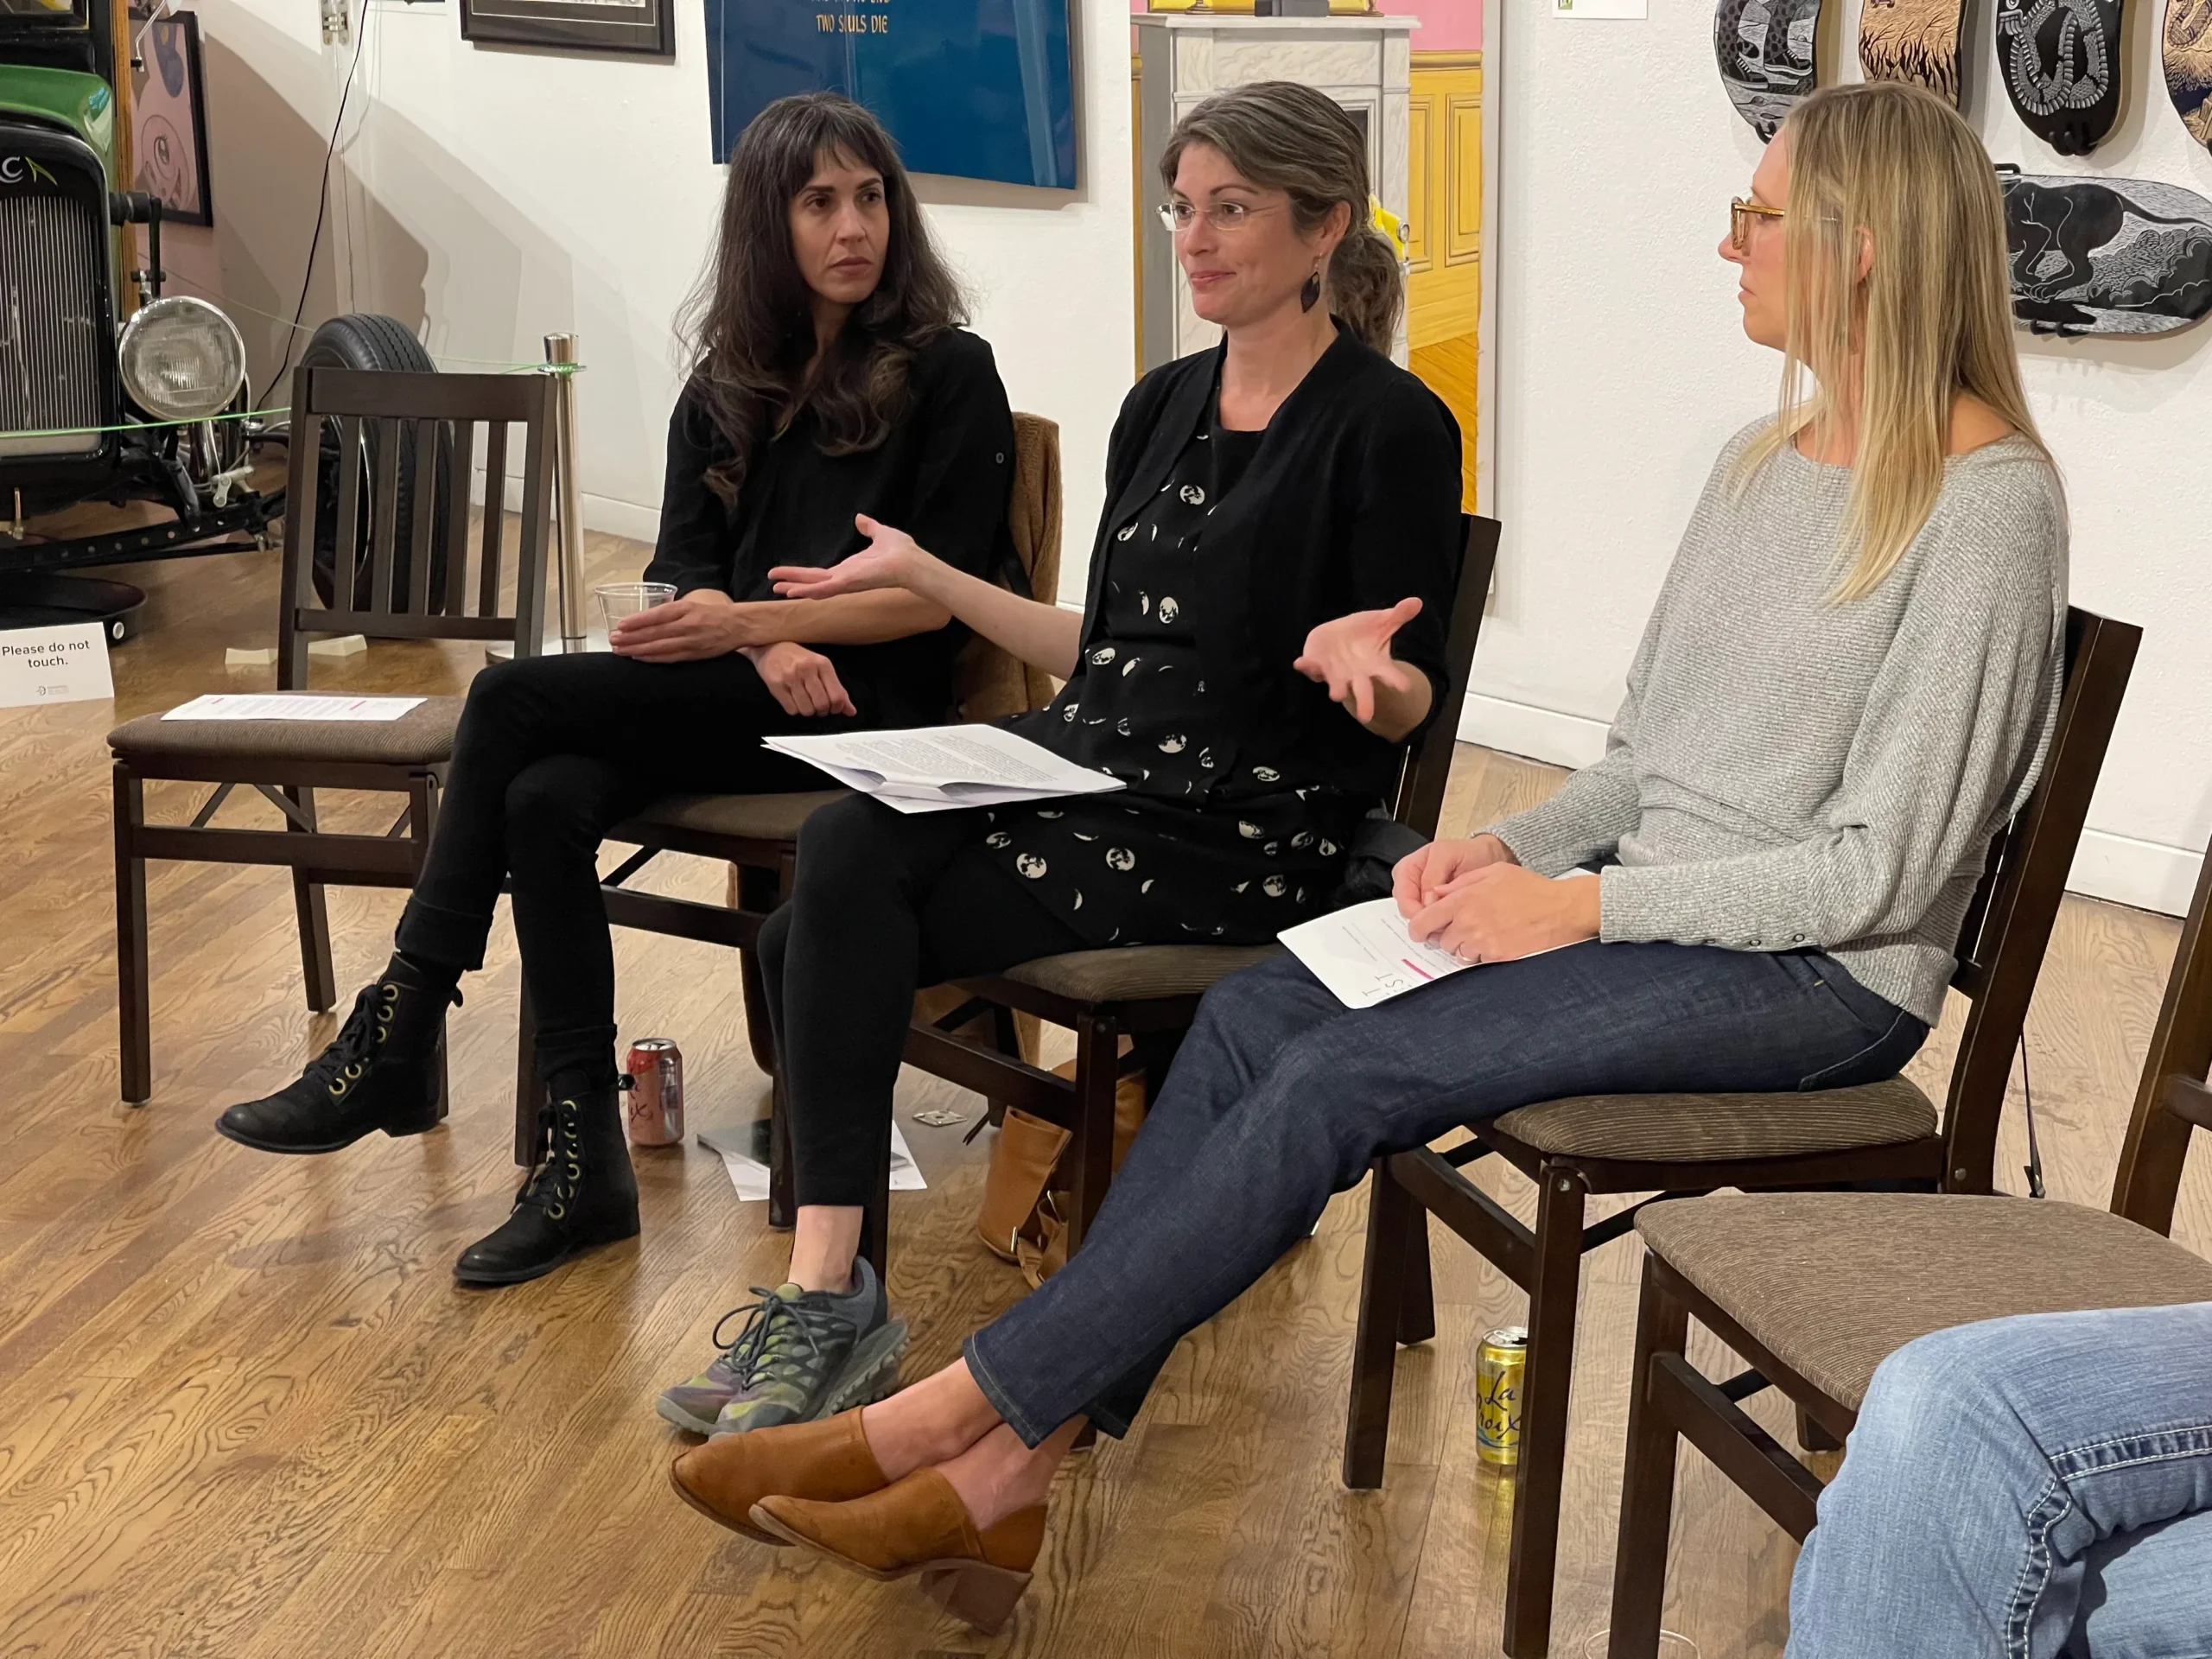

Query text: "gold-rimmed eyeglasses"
[1730, 197, 1785, 251]
[1159, 200, 1287, 236]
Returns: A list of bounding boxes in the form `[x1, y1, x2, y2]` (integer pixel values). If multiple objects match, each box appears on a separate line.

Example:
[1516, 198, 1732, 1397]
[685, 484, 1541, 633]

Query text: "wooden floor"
[4, 535, 2209, 1659]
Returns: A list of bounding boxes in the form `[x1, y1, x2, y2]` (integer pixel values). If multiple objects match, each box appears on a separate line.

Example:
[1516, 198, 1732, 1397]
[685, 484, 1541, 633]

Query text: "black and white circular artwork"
[1998, 165, 2212, 335]
[1716, 0, 1820, 141]
[1999, 0, 2123, 155]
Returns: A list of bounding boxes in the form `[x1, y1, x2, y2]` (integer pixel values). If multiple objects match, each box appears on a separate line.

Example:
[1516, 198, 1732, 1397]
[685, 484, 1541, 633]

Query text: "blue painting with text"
[705, 0, 1077, 189]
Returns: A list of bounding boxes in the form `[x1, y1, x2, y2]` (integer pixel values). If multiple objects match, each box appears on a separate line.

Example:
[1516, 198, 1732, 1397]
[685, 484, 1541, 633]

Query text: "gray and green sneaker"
[653, 1258, 908, 1438]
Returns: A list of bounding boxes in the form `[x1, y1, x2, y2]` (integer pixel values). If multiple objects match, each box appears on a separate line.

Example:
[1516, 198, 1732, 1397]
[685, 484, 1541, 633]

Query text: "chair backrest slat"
[1938, 607, 2139, 1192]
[278, 364, 556, 674]
[276, 378, 323, 691]
[442, 415, 475, 616]
[331, 412, 365, 620]
[512, 412, 555, 652]
[366, 416, 402, 614]
[406, 416, 439, 616]
[1394, 514, 1502, 839]
[478, 416, 509, 617]
[2113, 817, 2212, 1232]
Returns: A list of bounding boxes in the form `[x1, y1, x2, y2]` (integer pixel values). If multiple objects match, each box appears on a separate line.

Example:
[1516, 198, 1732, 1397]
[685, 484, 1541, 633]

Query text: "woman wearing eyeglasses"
[666, 80, 2069, 1634]
[644, 80, 1461, 1454]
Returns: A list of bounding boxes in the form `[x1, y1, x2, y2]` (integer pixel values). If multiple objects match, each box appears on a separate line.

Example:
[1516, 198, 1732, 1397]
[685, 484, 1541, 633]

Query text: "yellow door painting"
[1406, 50, 1481, 511]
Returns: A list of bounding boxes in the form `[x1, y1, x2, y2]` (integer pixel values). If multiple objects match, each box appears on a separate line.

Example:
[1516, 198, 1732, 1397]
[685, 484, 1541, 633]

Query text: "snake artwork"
[1999, 0, 2124, 154]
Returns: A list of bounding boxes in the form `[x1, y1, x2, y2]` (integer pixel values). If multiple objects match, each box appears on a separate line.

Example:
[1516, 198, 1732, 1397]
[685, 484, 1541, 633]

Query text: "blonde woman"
[668, 80, 2067, 1632]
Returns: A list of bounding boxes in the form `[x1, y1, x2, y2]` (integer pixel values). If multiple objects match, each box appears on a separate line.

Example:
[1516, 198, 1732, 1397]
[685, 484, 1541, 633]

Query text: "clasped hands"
[608, 587, 855, 718]
[1391, 834, 1601, 965]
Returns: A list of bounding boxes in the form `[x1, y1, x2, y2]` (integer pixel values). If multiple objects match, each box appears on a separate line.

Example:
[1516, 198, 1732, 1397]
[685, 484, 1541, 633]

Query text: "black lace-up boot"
[453, 1065, 639, 1287]
[215, 955, 459, 1154]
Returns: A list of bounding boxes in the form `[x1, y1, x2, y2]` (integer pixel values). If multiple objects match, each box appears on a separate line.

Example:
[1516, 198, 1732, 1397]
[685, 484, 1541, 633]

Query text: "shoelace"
[718, 1287, 841, 1392]
[512, 1077, 629, 1222]
[302, 983, 390, 1100]
[304, 976, 461, 1100]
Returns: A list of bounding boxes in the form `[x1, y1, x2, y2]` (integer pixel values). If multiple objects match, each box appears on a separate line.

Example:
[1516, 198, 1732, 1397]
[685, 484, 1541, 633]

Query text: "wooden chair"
[869, 515, 1505, 1278]
[110, 366, 556, 1104]
[1338, 607, 2141, 1659]
[1605, 810, 2212, 1659]
[510, 411, 1065, 1167]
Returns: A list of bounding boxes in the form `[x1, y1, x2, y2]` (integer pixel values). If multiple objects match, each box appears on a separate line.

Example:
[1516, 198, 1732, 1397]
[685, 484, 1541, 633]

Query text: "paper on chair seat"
[763, 725, 1123, 815]
[163, 693, 424, 721]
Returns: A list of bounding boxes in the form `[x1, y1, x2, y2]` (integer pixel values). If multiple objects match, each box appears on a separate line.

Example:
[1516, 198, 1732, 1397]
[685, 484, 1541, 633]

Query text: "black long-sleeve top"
[643, 327, 1018, 729]
[988, 326, 1464, 945]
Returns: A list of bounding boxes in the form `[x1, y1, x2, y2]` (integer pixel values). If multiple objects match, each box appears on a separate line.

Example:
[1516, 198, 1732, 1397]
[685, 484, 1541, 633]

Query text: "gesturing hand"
[744, 642, 856, 718]
[1392, 833, 1517, 920]
[609, 589, 756, 662]
[1294, 597, 1423, 727]
[1407, 863, 1600, 965]
[768, 514, 928, 602]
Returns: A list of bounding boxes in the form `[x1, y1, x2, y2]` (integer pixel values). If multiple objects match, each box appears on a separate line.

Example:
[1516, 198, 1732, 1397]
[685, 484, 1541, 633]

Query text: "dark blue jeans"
[964, 941, 1928, 1443]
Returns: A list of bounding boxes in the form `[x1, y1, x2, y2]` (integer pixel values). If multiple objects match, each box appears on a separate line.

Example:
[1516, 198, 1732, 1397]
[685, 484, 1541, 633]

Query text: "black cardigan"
[1070, 326, 1463, 804]
[643, 327, 1017, 728]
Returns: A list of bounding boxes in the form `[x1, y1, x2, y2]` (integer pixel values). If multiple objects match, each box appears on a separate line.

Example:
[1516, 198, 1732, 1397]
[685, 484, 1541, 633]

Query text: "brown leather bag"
[978, 1061, 1146, 1287]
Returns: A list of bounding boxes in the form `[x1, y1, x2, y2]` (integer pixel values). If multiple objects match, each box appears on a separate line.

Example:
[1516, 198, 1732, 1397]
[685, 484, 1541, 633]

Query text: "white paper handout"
[763, 724, 1124, 815]
[699, 1122, 926, 1199]
[1281, 875, 1599, 1011]
[162, 693, 424, 721]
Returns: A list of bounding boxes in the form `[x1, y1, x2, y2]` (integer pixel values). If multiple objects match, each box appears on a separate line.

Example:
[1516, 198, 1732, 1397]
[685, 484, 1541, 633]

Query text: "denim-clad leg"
[1787, 1302, 2212, 1659]
[965, 941, 1928, 1442]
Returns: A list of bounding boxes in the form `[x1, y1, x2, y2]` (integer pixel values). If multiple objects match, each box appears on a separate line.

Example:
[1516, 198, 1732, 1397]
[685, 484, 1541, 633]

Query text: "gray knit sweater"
[1486, 421, 2068, 1025]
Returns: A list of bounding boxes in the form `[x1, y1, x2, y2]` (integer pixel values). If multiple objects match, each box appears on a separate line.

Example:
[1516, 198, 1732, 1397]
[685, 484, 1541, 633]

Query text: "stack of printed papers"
[763, 725, 1124, 815]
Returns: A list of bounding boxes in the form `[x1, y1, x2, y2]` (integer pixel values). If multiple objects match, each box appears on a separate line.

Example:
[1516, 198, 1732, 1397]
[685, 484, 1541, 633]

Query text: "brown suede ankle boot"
[748, 1468, 1046, 1637]
[667, 1407, 888, 1546]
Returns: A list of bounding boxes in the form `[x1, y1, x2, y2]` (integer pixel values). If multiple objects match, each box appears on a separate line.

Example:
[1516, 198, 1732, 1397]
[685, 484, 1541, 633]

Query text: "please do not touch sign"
[0, 621, 116, 709]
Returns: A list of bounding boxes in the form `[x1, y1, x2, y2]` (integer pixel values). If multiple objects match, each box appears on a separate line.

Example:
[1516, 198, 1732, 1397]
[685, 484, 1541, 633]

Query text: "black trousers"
[395, 652, 830, 1071]
[757, 796, 1087, 1207]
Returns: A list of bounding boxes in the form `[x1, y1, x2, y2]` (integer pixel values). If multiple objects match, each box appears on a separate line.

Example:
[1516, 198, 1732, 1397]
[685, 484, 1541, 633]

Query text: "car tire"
[300, 315, 454, 613]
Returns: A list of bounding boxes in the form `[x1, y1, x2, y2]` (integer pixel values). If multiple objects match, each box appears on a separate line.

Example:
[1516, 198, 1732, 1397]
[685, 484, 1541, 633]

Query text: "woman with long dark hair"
[645, 81, 1463, 1451]
[213, 93, 1019, 1289]
[668, 81, 2068, 1635]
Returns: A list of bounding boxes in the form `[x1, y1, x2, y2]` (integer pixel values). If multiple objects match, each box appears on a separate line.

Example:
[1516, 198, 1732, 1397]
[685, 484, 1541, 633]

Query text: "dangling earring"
[1300, 266, 1323, 313]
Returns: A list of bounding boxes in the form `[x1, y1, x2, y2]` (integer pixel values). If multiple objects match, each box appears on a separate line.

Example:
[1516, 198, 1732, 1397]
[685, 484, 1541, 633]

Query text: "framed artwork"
[459, 0, 674, 55]
[130, 9, 213, 226]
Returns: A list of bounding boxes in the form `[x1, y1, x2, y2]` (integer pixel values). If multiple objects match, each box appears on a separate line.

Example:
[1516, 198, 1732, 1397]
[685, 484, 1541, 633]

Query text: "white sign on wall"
[1554, 0, 1649, 16]
[0, 621, 116, 708]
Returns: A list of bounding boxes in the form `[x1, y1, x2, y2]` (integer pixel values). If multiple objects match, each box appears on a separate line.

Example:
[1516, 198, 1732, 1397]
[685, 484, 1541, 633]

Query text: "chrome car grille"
[0, 175, 105, 460]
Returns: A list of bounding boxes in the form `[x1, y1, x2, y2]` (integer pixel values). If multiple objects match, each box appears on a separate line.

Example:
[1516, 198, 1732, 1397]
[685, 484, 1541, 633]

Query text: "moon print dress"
[980, 403, 1366, 948]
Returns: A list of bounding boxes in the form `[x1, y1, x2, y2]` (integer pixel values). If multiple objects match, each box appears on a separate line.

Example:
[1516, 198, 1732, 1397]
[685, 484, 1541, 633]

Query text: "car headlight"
[118, 296, 248, 423]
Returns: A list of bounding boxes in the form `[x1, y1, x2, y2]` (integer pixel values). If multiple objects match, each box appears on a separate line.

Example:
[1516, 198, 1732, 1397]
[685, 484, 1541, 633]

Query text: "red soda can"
[623, 1038, 684, 1147]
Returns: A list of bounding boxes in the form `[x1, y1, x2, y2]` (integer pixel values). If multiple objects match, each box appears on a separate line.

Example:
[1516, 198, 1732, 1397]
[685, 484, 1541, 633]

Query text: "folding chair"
[1339, 607, 2141, 1658]
[110, 366, 555, 1104]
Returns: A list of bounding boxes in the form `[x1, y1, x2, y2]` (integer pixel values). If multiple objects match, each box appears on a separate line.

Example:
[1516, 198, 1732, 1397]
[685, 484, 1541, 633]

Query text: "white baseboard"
[1456, 691, 1610, 769]
[1455, 691, 2197, 919]
[2068, 829, 2201, 918]
[579, 493, 660, 543]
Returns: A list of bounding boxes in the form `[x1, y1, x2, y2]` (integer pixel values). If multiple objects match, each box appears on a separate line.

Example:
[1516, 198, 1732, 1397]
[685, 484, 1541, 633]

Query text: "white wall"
[178, 0, 1132, 588]
[1471, 1, 2212, 916]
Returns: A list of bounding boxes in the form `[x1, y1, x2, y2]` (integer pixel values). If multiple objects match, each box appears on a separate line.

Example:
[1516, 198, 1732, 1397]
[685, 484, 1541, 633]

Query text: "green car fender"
[0, 64, 116, 179]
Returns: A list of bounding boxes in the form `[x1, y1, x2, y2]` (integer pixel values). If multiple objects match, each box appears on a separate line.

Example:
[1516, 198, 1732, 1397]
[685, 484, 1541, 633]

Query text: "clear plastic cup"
[595, 582, 677, 632]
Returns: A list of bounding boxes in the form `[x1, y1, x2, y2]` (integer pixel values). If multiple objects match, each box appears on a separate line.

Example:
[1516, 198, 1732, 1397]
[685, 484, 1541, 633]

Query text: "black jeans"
[757, 795, 1087, 1207]
[395, 652, 831, 1069]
